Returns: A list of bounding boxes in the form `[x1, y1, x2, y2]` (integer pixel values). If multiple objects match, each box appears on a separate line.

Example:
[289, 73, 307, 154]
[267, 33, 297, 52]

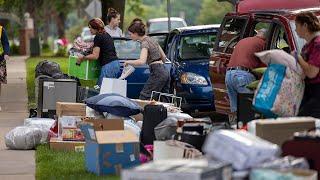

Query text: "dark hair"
[128, 18, 146, 36]
[295, 12, 320, 33]
[88, 18, 106, 34]
[107, 8, 120, 23]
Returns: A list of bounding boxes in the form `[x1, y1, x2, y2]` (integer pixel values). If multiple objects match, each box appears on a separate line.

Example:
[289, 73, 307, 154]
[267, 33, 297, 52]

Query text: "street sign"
[85, 0, 102, 18]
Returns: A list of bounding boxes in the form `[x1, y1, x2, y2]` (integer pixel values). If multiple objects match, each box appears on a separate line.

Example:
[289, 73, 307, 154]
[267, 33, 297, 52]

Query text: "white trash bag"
[24, 118, 55, 143]
[5, 126, 42, 150]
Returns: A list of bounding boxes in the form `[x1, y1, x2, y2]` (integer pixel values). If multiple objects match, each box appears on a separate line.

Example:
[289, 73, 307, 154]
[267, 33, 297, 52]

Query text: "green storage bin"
[68, 56, 101, 80]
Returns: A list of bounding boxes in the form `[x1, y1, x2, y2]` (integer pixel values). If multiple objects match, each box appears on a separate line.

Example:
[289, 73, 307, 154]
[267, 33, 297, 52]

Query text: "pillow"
[85, 93, 142, 117]
[255, 49, 305, 77]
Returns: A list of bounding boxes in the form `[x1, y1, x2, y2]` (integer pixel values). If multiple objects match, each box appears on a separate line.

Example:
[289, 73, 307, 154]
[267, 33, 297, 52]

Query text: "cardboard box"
[80, 124, 140, 176]
[122, 159, 232, 180]
[254, 118, 316, 146]
[68, 55, 100, 80]
[56, 102, 86, 117]
[82, 117, 124, 131]
[131, 99, 153, 109]
[49, 138, 85, 152]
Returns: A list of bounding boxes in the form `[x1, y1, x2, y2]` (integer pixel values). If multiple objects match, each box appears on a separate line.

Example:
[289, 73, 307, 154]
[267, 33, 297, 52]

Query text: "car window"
[113, 39, 141, 59]
[150, 35, 167, 51]
[270, 24, 290, 53]
[217, 17, 247, 53]
[178, 33, 216, 60]
[149, 21, 186, 33]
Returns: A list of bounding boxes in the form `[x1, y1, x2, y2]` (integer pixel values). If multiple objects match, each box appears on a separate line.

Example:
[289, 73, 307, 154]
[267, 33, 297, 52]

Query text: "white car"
[147, 17, 187, 34]
[81, 27, 95, 42]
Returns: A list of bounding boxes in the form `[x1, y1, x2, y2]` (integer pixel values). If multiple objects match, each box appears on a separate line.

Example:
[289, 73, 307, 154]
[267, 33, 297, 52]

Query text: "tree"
[197, 0, 232, 25]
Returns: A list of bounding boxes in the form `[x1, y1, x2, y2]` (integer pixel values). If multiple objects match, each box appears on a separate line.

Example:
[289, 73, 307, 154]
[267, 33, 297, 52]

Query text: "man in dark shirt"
[225, 28, 266, 118]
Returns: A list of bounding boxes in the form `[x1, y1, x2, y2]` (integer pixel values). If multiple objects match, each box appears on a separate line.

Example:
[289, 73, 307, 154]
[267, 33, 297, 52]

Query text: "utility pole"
[167, 0, 171, 32]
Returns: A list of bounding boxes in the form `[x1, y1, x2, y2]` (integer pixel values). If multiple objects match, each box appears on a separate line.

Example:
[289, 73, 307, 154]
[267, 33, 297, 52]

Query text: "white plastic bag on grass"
[5, 126, 42, 150]
[24, 118, 55, 143]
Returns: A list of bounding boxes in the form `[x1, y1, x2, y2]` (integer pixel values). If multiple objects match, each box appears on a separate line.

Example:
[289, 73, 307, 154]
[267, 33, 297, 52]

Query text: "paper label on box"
[88, 128, 96, 140]
[43, 82, 55, 89]
[130, 154, 135, 162]
[75, 145, 85, 152]
[43, 109, 48, 112]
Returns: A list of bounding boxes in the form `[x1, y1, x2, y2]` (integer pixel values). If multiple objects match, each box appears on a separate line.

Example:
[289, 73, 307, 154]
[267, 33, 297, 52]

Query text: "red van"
[209, 0, 320, 115]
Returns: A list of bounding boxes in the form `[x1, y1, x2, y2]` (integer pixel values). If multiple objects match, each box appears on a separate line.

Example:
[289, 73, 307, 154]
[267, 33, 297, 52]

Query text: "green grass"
[26, 57, 118, 179]
[26, 56, 96, 109]
[36, 145, 120, 180]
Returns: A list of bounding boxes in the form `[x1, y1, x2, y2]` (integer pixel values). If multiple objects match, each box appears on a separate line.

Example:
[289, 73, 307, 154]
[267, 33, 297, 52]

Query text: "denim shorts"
[97, 60, 121, 86]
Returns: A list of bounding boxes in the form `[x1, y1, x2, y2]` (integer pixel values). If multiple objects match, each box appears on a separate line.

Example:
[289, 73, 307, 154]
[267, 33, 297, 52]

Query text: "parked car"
[209, 1, 320, 115]
[165, 24, 220, 112]
[114, 24, 219, 112]
[147, 17, 187, 34]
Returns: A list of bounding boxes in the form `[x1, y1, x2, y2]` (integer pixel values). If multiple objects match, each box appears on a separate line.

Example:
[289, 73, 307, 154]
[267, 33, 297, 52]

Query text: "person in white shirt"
[105, 8, 123, 37]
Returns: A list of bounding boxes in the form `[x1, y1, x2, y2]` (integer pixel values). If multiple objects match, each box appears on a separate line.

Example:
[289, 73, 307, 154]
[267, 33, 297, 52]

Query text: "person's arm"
[124, 48, 148, 66]
[296, 52, 320, 78]
[1, 28, 10, 61]
[159, 45, 166, 62]
[1, 28, 9, 55]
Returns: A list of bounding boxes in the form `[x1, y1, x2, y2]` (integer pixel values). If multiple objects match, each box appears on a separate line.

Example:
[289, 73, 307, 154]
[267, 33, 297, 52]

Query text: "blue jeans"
[225, 69, 256, 112]
[97, 60, 121, 86]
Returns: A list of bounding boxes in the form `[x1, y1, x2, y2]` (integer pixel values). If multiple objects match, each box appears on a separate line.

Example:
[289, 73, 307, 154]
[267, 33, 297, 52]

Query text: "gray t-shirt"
[105, 25, 123, 37]
[141, 36, 162, 65]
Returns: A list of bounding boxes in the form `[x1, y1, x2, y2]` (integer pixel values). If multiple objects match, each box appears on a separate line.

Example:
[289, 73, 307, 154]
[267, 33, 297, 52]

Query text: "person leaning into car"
[293, 12, 320, 118]
[77, 18, 120, 87]
[225, 29, 267, 119]
[123, 19, 170, 100]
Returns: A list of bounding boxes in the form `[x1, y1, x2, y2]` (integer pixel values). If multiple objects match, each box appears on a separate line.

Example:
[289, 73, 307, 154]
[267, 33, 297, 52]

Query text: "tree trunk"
[56, 13, 66, 38]
[101, 0, 126, 29]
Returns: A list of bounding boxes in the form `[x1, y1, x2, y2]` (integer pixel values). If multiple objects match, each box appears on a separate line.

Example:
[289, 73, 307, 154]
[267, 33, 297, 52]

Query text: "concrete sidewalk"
[0, 56, 35, 180]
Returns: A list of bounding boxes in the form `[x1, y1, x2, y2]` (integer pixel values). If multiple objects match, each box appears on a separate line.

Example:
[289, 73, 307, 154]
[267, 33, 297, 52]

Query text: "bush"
[54, 46, 67, 57]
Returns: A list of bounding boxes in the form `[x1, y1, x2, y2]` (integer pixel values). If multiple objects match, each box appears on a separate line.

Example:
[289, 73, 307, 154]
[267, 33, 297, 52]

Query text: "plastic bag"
[256, 156, 309, 170]
[5, 126, 42, 150]
[124, 119, 141, 137]
[203, 130, 280, 170]
[24, 118, 55, 143]
[154, 116, 178, 140]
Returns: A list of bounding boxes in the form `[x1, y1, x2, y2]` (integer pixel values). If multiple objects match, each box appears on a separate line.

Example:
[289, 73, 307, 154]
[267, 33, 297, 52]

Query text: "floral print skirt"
[0, 60, 7, 84]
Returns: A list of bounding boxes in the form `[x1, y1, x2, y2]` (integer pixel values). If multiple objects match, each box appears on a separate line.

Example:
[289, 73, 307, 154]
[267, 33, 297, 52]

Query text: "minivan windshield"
[290, 20, 307, 52]
[178, 33, 216, 60]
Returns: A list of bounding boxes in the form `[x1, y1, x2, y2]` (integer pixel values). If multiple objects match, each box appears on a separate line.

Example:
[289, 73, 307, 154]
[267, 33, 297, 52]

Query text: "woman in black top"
[77, 18, 120, 86]
[124, 19, 170, 100]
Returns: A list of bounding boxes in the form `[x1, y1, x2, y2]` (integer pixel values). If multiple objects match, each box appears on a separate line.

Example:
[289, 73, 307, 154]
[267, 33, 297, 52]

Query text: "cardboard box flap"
[56, 102, 86, 117]
[96, 130, 139, 144]
[82, 118, 124, 131]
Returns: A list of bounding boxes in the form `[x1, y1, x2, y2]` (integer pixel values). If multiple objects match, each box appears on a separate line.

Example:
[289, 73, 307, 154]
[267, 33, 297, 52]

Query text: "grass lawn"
[26, 56, 95, 109]
[26, 56, 118, 179]
[36, 145, 119, 180]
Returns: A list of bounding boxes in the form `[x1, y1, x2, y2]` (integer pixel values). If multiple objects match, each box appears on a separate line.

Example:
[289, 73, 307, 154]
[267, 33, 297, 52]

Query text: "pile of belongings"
[69, 37, 94, 56]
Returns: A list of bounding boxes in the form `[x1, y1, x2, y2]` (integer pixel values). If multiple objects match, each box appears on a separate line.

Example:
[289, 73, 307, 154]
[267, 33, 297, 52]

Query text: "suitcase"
[140, 104, 167, 147]
[282, 137, 320, 172]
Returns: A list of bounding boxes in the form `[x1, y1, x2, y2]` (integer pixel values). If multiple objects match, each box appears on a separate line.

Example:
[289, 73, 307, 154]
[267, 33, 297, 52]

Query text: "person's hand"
[123, 61, 130, 67]
[77, 54, 84, 65]
[4, 55, 9, 61]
